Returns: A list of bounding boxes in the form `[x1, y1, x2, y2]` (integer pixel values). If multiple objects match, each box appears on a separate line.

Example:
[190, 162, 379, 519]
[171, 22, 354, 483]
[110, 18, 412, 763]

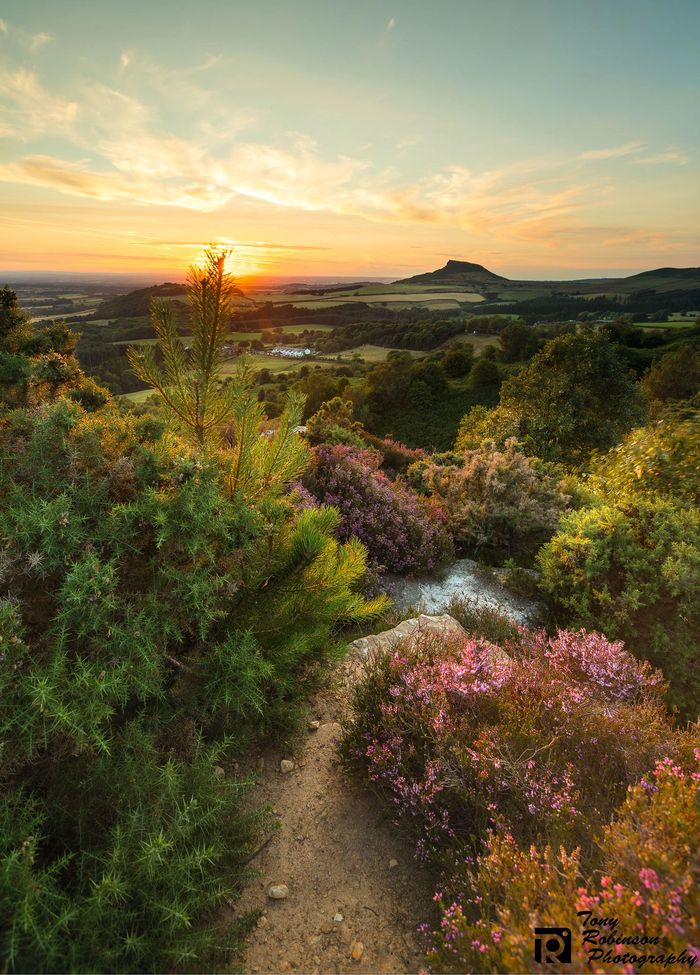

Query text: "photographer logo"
[534, 927, 572, 965]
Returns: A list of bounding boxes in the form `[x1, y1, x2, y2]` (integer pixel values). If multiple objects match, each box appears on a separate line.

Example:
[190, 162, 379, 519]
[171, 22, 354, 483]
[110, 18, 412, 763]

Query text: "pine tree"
[128, 248, 246, 447]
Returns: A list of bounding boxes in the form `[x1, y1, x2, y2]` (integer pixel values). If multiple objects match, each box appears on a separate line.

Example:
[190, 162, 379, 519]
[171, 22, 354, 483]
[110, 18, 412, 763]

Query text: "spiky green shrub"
[0, 731, 261, 973]
[590, 401, 700, 504]
[537, 494, 700, 718]
[0, 387, 383, 970]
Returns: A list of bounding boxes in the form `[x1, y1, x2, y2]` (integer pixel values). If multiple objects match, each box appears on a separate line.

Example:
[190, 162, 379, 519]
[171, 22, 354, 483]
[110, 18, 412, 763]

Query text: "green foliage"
[372, 384, 500, 451]
[0, 359, 382, 969]
[538, 494, 700, 717]
[467, 356, 501, 389]
[441, 342, 474, 377]
[128, 249, 245, 446]
[497, 321, 539, 362]
[292, 370, 339, 419]
[0, 732, 261, 973]
[640, 342, 700, 405]
[590, 401, 700, 503]
[0, 288, 107, 410]
[305, 396, 365, 447]
[496, 331, 644, 465]
[454, 403, 520, 452]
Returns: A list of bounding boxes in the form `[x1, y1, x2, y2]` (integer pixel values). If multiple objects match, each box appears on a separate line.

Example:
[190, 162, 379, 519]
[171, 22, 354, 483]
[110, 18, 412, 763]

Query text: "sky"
[0, 0, 699, 280]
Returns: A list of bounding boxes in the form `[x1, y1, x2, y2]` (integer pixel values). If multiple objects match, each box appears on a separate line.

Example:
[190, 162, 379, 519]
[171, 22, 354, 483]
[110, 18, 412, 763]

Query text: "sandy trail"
[234, 668, 430, 975]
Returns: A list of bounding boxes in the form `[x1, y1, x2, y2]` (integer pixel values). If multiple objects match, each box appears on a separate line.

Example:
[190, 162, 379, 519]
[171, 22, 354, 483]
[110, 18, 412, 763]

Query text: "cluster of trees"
[477, 288, 700, 322]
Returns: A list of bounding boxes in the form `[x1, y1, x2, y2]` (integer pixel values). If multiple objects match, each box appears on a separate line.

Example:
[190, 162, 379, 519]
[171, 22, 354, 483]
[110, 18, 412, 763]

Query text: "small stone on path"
[333, 912, 344, 922]
[388, 858, 399, 869]
[308, 720, 321, 731]
[280, 759, 295, 773]
[268, 883, 289, 900]
[351, 941, 364, 961]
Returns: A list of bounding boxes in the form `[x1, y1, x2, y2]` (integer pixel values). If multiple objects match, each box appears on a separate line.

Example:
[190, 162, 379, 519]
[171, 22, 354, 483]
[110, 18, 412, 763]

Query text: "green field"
[637, 319, 697, 330]
[121, 388, 157, 403]
[249, 287, 484, 309]
[112, 322, 337, 347]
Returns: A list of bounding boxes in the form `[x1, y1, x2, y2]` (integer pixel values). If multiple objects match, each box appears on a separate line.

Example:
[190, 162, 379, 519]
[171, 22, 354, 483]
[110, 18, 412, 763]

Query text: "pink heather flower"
[639, 867, 661, 891]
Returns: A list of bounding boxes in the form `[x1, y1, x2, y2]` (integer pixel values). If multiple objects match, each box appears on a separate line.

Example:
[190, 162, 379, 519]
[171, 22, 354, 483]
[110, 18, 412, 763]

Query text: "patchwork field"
[249, 288, 485, 308]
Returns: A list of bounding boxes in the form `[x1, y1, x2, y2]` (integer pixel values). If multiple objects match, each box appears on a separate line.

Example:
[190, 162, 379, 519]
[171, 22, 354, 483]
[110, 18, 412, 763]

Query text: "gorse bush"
[413, 439, 570, 563]
[0, 251, 384, 972]
[0, 731, 260, 973]
[1, 286, 109, 410]
[538, 493, 700, 718]
[302, 443, 453, 575]
[590, 401, 700, 504]
[426, 756, 700, 974]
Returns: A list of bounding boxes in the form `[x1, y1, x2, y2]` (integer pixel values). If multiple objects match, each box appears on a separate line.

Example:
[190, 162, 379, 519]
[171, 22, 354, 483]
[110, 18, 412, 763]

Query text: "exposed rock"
[388, 858, 399, 869]
[349, 613, 467, 659]
[351, 941, 364, 961]
[308, 720, 321, 731]
[383, 557, 541, 624]
[213, 765, 225, 777]
[268, 883, 289, 900]
[333, 912, 344, 923]
[280, 759, 295, 774]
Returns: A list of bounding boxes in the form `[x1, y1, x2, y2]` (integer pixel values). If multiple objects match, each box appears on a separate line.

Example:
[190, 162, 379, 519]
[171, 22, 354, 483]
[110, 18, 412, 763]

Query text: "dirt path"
[234, 661, 431, 975]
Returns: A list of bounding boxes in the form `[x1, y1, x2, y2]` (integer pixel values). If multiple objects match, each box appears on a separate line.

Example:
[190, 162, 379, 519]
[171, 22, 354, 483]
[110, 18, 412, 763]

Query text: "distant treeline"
[479, 288, 700, 322]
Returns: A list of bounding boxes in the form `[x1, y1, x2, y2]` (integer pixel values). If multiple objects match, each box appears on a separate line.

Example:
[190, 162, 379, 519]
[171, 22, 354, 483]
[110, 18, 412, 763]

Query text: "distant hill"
[394, 261, 700, 304]
[93, 281, 250, 320]
[397, 260, 509, 287]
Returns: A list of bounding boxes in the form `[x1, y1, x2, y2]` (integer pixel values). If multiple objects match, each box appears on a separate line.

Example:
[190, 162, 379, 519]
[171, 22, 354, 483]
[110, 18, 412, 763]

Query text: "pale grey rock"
[267, 883, 289, 900]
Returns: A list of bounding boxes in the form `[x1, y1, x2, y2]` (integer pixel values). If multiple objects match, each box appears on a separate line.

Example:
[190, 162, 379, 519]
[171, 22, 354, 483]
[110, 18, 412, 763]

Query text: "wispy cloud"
[0, 18, 8, 35]
[396, 135, 421, 150]
[29, 32, 52, 53]
[0, 60, 693, 261]
[579, 141, 645, 160]
[386, 17, 397, 31]
[0, 68, 78, 137]
[632, 150, 689, 166]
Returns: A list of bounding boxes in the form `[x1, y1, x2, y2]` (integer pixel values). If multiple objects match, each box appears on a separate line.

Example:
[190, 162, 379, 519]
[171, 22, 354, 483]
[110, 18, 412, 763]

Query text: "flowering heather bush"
[342, 626, 683, 863]
[302, 443, 453, 574]
[362, 432, 427, 475]
[426, 755, 700, 974]
[417, 440, 570, 562]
